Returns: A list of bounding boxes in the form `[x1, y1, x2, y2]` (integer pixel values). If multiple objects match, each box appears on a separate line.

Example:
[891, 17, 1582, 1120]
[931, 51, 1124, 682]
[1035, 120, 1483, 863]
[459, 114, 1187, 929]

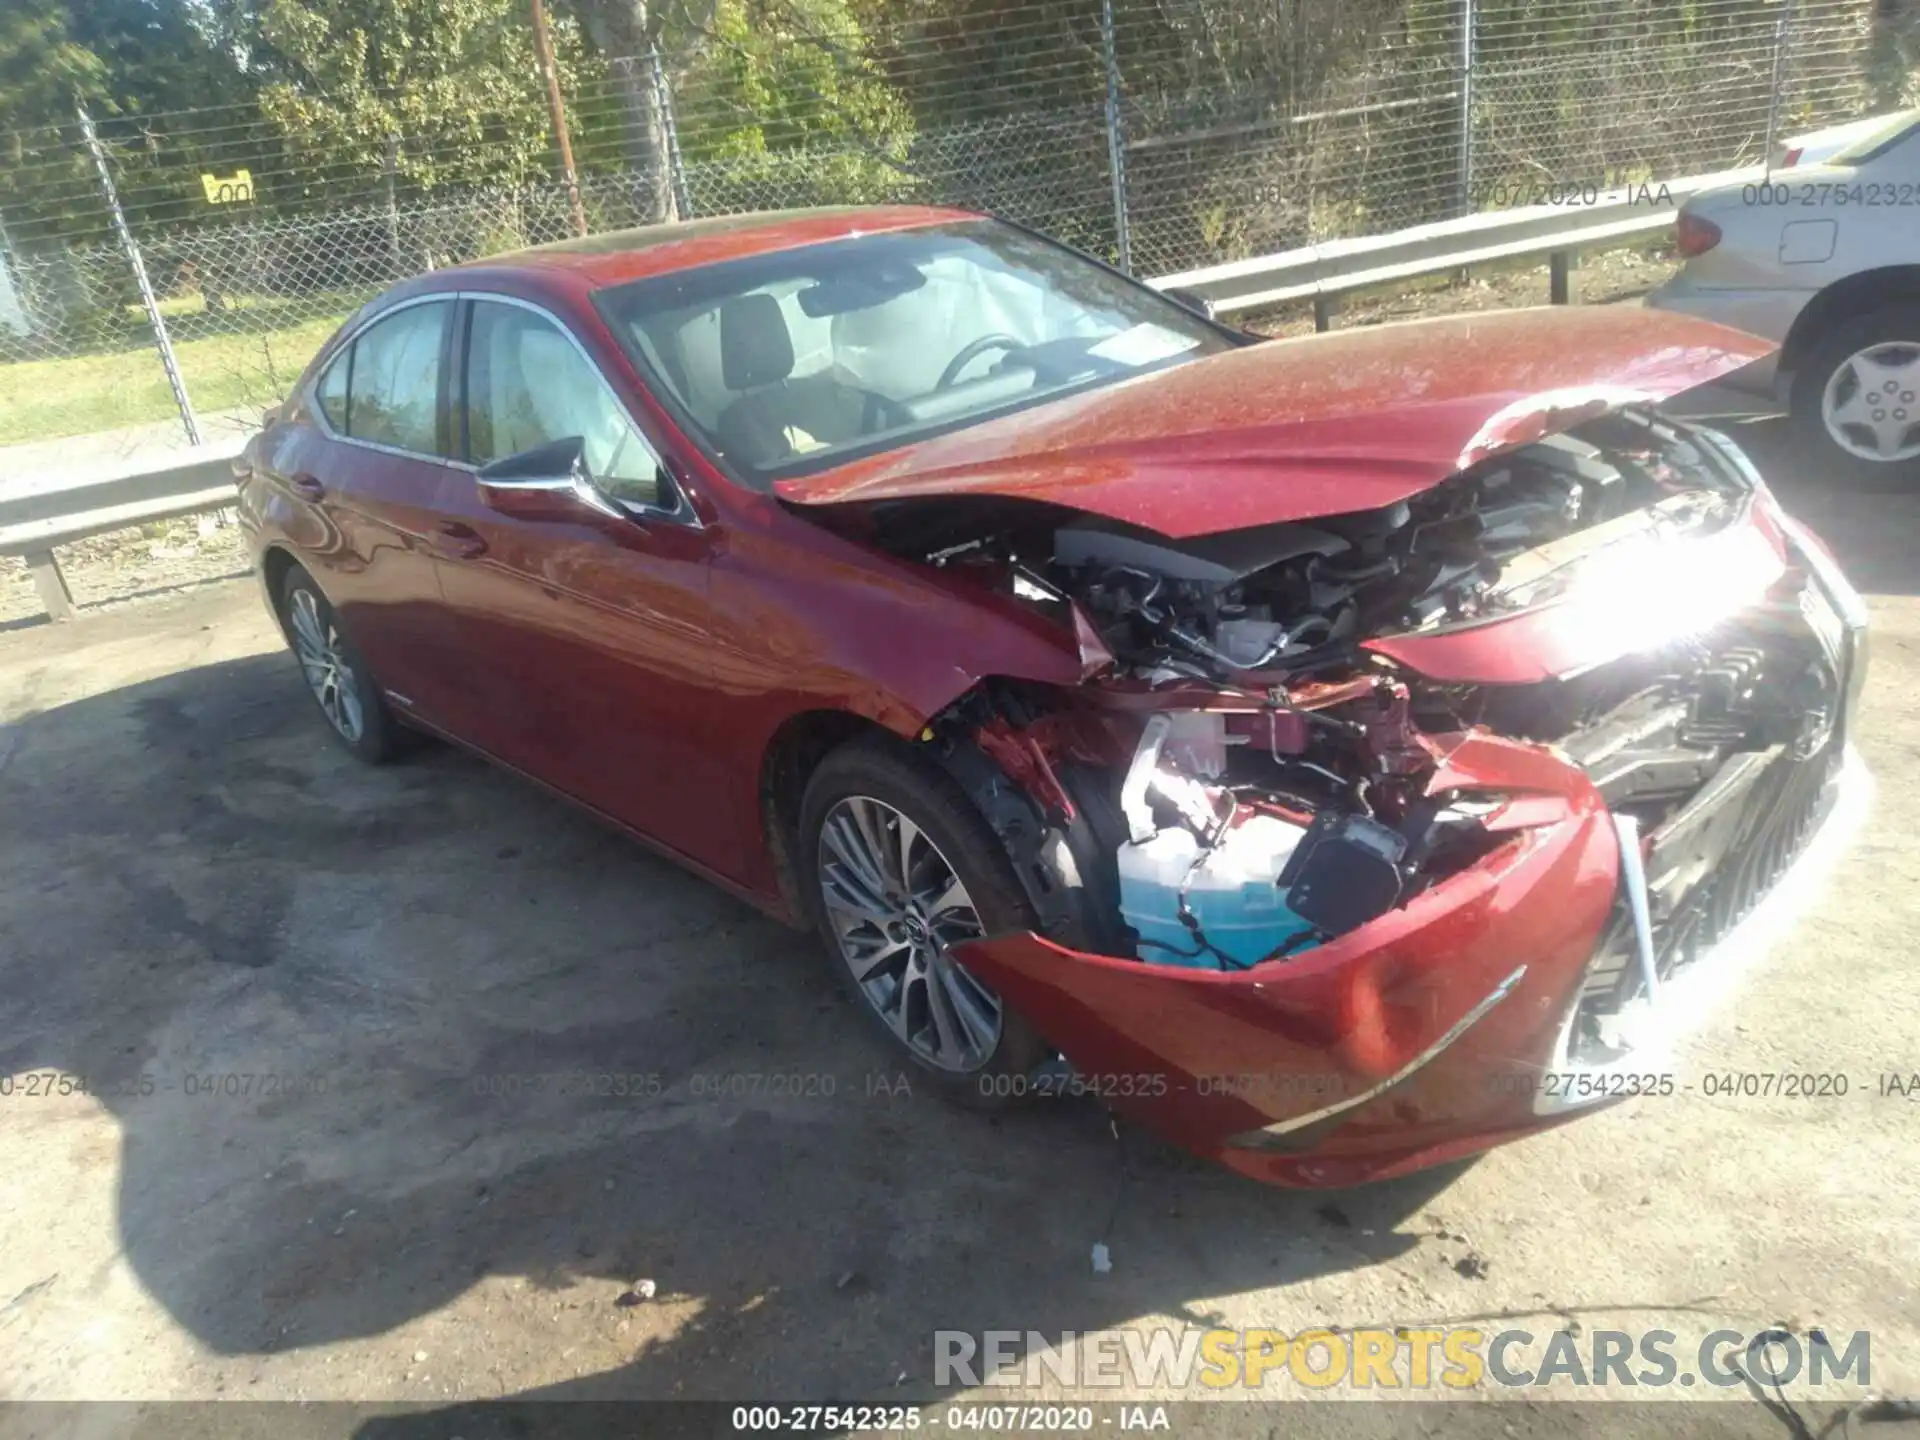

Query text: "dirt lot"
[0, 420, 1916, 1436]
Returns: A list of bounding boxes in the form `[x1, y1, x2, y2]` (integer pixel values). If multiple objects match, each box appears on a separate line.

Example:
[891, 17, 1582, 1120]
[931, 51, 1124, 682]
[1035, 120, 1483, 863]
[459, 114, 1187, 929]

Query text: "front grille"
[1562, 556, 1857, 1060]
[1571, 740, 1842, 1059]
[1675, 743, 1841, 956]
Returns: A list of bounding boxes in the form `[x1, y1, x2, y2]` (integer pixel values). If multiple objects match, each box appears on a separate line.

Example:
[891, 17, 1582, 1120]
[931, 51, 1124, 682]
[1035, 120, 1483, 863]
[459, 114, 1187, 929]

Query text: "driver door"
[428, 296, 733, 869]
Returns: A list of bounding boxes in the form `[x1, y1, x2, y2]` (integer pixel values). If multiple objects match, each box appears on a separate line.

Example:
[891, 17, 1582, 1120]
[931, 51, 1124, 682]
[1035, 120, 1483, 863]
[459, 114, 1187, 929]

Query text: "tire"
[278, 566, 405, 764]
[798, 733, 1049, 1111]
[1789, 303, 1920, 488]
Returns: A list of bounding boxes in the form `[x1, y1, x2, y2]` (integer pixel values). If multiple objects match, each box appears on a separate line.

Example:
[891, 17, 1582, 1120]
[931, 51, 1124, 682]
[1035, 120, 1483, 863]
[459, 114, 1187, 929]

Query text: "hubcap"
[1821, 341, 1920, 463]
[816, 795, 1002, 1073]
[288, 588, 365, 742]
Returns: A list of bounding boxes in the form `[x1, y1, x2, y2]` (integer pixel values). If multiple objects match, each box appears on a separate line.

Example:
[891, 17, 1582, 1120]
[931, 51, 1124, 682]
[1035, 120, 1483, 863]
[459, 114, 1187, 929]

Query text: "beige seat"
[712, 293, 872, 467]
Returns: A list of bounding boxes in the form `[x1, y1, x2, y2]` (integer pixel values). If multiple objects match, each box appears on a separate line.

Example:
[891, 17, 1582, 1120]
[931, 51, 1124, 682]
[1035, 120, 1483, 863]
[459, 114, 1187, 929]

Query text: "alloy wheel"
[288, 587, 366, 743]
[1821, 341, 1920, 464]
[816, 795, 1003, 1073]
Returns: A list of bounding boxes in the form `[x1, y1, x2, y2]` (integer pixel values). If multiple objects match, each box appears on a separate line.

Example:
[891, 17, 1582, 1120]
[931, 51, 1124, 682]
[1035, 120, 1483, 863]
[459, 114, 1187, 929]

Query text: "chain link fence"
[0, 0, 1907, 447]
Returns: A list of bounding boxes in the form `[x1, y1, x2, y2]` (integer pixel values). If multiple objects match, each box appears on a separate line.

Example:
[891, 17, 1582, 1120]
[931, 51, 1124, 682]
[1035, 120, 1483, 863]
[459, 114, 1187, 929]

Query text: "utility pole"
[531, 0, 588, 237]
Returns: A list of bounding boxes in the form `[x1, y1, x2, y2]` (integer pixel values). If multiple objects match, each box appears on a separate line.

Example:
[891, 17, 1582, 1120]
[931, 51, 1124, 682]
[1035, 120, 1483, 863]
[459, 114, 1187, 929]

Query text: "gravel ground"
[0, 419, 1914, 1439]
[0, 512, 252, 629]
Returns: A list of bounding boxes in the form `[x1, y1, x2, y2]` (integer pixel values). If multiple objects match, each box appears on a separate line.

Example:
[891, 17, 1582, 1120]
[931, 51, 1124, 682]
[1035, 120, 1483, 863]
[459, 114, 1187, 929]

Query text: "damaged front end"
[853, 410, 1868, 1185]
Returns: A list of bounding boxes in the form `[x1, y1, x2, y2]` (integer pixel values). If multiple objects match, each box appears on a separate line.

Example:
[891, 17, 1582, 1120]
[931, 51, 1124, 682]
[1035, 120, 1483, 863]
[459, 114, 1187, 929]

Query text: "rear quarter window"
[314, 347, 350, 431]
[344, 300, 450, 455]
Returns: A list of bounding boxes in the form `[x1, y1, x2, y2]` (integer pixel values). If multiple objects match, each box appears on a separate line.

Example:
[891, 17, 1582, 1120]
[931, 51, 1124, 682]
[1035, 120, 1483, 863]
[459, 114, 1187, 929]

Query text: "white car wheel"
[1819, 340, 1920, 464]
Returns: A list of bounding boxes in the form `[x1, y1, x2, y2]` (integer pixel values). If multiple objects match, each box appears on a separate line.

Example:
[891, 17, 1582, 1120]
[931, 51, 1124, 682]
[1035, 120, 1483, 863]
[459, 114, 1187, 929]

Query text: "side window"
[465, 301, 663, 508]
[314, 346, 350, 431]
[347, 300, 450, 455]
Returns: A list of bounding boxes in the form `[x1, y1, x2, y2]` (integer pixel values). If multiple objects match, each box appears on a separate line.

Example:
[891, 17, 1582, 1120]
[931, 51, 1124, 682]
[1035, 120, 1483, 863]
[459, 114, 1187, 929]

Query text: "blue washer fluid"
[1117, 813, 1319, 969]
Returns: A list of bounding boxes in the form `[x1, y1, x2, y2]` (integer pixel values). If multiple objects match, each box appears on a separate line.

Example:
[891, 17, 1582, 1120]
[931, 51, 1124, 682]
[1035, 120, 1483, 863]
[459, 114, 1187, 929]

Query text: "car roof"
[448, 204, 979, 290]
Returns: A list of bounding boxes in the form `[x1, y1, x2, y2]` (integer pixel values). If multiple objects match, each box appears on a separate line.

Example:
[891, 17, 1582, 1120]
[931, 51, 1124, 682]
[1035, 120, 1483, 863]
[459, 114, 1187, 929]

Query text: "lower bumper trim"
[1225, 963, 1529, 1150]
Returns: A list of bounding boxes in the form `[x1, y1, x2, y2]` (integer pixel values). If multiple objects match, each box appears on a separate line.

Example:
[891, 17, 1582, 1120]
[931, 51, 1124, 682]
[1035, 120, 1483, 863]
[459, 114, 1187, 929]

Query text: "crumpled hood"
[775, 306, 1773, 538]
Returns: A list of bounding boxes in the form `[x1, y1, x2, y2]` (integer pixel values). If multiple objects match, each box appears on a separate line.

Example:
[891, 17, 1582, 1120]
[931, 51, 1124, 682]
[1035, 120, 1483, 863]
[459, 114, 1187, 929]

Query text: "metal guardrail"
[5, 167, 1747, 622]
[1149, 164, 1759, 321]
[0, 436, 246, 621]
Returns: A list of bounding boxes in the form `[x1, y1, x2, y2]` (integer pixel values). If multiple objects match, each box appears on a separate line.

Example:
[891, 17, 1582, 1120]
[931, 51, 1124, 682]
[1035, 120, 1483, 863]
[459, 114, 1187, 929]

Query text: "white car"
[1647, 108, 1920, 479]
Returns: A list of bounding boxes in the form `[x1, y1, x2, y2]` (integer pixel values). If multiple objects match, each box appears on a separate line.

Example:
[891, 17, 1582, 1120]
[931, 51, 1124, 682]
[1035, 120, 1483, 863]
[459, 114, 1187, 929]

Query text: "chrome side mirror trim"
[478, 436, 701, 528]
[478, 436, 625, 520]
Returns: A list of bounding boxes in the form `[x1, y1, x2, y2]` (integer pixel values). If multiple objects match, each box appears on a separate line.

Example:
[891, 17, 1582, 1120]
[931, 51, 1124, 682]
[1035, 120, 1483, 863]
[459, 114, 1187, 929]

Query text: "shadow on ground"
[0, 649, 1474, 1408]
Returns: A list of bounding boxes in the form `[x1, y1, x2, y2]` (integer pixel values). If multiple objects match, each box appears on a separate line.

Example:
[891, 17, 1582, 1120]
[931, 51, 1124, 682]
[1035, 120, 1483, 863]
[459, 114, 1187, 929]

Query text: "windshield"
[593, 220, 1235, 488]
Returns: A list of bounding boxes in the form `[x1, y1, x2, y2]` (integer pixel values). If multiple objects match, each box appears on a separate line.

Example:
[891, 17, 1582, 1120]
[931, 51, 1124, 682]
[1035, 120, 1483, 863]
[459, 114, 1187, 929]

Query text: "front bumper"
[954, 512, 1869, 1189]
[1529, 743, 1868, 1117]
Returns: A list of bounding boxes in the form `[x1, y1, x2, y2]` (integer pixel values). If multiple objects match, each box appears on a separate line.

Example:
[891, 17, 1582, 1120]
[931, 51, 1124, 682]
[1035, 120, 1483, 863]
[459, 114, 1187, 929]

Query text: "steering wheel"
[936, 333, 1023, 390]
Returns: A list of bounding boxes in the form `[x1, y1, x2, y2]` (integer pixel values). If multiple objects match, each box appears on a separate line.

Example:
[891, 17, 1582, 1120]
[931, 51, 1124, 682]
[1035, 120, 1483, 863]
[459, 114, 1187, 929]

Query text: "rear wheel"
[1790, 304, 1920, 486]
[280, 566, 404, 763]
[798, 735, 1048, 1110]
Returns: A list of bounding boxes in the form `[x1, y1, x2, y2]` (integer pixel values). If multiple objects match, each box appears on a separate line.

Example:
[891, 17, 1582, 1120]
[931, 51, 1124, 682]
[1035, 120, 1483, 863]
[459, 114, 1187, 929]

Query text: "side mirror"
[1164, 286, 1217, 321]
[476, 436, 625, 522]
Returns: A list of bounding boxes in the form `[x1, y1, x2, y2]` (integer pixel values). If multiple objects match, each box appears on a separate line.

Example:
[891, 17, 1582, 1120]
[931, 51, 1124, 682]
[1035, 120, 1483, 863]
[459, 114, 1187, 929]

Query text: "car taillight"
[1676, 212, 1722, 258]
[1779, 146, 1804, 169]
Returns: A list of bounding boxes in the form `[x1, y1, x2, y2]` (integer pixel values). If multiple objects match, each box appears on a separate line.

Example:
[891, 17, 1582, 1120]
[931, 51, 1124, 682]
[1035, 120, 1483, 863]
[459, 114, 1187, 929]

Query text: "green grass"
[0, 307, 350, 447]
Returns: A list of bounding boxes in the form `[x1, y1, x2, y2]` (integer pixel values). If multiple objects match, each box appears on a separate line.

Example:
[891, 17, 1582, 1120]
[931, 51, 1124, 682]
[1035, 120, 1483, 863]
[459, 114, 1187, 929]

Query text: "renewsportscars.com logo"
[934, 1326, 1872, 1392]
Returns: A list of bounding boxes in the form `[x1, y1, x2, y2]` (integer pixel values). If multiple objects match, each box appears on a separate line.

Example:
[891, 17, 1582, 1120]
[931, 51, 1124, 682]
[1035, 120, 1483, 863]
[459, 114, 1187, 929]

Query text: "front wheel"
[1790, 304, 1920, 486]
[280, 566, 405, 763]
[798, 735, 1048, 1110]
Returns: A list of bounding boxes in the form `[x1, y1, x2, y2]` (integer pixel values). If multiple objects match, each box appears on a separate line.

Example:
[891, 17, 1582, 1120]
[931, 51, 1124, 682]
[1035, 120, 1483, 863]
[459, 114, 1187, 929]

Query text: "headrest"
[517, 325, 573, 381]
[719, 293, 794, 391]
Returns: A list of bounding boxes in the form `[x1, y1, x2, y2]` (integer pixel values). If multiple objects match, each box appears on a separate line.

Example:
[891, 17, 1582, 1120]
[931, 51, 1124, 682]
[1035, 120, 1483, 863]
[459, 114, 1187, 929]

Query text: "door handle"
[432, 520, 488, 560]
[288, 473, 325, 501]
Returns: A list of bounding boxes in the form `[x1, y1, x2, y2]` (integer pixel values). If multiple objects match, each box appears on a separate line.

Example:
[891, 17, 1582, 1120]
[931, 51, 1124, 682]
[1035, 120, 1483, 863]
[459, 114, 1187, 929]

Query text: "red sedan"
[238, 205, 1869, 1187]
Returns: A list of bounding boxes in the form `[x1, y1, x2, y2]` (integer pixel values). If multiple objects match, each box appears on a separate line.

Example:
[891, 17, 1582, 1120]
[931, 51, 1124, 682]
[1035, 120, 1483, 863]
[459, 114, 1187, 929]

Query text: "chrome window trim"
[304, 288, 698, 528]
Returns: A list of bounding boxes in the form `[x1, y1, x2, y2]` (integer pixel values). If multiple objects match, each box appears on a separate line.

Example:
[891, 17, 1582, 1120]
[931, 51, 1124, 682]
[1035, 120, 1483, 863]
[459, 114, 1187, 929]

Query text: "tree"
[685, 0, 913, 158]
[565, 0, 685, 223]
[656, 0, 914, 211]
[233, 0, 579, 202]
[0, 0, 103, 134]
[0, 0, 249, 247]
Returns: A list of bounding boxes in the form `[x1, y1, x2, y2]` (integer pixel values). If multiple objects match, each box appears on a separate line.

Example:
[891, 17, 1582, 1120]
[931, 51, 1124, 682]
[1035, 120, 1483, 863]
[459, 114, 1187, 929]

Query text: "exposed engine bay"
[1028, 411, 1748, 677]
[851, 409, 1849, 989]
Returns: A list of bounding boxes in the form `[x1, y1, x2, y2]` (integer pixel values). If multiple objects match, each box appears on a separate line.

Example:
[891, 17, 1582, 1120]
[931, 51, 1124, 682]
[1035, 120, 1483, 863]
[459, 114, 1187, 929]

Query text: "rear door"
[263, 297, 471, 728]
[427, 296, 737, 873]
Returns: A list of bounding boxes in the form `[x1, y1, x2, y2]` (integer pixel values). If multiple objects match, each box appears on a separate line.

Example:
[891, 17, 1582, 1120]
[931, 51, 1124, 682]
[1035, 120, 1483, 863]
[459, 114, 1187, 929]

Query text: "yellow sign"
[200, 169, 254, 204]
